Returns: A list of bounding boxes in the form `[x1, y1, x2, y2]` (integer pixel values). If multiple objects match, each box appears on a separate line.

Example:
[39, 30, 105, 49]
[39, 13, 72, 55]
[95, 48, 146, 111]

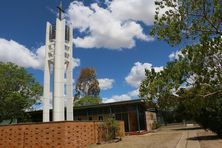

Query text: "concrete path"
[176, 128, 200, 148]
[90, 124, 221, 148]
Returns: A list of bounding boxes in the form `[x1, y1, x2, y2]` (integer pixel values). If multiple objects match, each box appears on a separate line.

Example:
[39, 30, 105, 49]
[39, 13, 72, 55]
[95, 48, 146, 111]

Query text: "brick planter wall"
[0, 121, 125, 148]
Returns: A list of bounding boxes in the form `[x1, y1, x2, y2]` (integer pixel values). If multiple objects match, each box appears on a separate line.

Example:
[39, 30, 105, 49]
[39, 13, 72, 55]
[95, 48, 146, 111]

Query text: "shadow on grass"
[173, 127, 203, 131]
[187, 135, 222, 141]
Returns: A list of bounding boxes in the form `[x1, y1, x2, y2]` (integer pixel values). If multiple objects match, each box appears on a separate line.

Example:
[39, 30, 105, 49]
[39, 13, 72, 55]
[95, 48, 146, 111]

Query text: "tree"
[139, 39, 222, 135]
[75, 67, 100, 106]
[148, 0, 222, 135]
[140, 61, 189, 123]
[0, 62, 42, 123]
[151, 0, 222, 47]
[74, 96, 102, 106]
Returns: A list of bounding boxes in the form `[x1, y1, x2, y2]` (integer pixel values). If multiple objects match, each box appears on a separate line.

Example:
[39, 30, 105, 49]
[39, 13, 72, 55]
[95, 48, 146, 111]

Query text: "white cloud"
[73, 58, 80, 69]
[108, 0, 156, 25]
[67, 1, 154, 49]
[98, 78, 115, 90]
[0, 38, 44, 69]
[125, 62, 163, 88]
[103, 94, 132, 103]
[103, 89, 139, 103]
[0, 38, 80, 70]
[128, 89, 139, 97]
[169, 50, 183, 61]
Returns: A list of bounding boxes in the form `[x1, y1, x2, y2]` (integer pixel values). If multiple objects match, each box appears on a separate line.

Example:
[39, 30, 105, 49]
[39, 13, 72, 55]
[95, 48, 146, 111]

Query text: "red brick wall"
[0, 121, 125, 148]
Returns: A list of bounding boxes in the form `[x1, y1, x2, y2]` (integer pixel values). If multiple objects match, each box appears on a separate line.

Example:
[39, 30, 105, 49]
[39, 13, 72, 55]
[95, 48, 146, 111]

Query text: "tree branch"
[187, 12, 222, 35]
[198, 90, 222, 98]
[203, 15, 222, 35]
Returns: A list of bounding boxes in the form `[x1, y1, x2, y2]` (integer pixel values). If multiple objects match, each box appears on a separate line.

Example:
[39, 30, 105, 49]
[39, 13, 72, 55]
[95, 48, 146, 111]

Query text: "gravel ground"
[89, 124, 222, 148]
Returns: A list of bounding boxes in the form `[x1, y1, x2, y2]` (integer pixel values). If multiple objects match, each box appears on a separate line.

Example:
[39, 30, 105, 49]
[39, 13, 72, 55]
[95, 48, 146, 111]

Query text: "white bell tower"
[43, 2, 73, 122]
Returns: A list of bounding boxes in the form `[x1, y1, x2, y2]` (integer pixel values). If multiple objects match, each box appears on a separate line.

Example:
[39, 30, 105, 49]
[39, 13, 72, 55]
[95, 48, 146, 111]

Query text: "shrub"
[101, 118, 120, 141]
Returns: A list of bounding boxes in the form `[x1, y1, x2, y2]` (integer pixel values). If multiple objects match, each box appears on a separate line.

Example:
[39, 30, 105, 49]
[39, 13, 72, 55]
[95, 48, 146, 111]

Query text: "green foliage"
[0, 62, 42, 123]
[139, 38, 222, 135]
[74, 96, 102, 106]
[75, 67, 100, 100]
[149, 0, 222, 135]
[151, 0, 222, 46]
[101, 118, 120, 141]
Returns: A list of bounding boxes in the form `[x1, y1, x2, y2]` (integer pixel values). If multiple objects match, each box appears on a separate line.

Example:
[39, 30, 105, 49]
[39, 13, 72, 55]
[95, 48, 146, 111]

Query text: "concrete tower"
[43, 2, 73, 122]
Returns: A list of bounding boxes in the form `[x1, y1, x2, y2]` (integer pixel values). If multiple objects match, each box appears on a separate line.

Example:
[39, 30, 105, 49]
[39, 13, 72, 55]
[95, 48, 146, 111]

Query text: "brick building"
[29, 99, 157, 132]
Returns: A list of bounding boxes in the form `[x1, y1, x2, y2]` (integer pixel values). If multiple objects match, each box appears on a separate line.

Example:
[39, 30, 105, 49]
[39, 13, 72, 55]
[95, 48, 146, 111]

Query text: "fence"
[0, 121, 124, 148]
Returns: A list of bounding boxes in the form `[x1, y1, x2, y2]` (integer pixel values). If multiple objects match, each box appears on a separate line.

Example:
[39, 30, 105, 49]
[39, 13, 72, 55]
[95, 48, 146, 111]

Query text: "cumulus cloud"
[128, 89, 139, 97]
[98, 78, 115, 90]
[0, 38, 80, 70]
[125, 62, 163, 88]
[103, 62, 163, 103]
[103, 89, 139, 103]
[0, 38, 44, 69]
[108, 0, 156, 25]
[169, 50, 183, 61]
[67, 0, 155, 49]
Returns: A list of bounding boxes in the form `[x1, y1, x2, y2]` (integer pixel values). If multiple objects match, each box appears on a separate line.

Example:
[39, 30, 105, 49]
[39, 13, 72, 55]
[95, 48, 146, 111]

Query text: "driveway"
[89, 124, 222, 148]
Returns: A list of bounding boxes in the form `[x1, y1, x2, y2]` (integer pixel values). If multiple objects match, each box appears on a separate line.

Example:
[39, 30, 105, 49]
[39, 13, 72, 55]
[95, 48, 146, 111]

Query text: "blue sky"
[0, 0, 183, 103]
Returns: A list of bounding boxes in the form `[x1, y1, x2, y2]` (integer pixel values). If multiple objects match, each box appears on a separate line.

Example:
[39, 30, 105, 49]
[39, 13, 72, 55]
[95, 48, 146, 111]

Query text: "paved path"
[90, 124, 222, 148]
[176, 127, 200, 148]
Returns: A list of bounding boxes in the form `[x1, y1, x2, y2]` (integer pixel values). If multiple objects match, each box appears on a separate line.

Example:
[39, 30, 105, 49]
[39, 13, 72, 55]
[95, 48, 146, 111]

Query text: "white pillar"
[53, 18, 65, 121]
[66, 26, 74, 121]
[66, 64, 73, 120]
[43, 22, 51, 122]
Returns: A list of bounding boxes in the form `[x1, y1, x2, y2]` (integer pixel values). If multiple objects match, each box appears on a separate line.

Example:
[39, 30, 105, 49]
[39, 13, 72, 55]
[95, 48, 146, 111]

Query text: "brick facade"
[0, 121, 124, 148]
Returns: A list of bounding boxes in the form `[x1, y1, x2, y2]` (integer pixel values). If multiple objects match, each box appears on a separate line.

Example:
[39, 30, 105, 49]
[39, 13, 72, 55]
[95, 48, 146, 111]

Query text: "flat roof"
[29, 99, 151, 113]
[74, 99, 147, 110]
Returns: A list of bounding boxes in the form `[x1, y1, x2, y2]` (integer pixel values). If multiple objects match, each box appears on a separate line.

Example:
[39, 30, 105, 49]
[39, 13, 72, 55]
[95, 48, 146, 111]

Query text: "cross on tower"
[57, 1, 65, 20]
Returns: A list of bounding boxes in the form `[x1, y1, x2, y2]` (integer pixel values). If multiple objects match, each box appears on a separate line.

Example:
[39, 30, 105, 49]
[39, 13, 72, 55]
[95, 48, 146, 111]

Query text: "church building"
[29, 99, 158, 133]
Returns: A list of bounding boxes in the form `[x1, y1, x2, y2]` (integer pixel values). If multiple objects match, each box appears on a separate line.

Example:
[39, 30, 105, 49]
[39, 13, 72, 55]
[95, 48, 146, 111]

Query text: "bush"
[101, 118, 120, 141]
